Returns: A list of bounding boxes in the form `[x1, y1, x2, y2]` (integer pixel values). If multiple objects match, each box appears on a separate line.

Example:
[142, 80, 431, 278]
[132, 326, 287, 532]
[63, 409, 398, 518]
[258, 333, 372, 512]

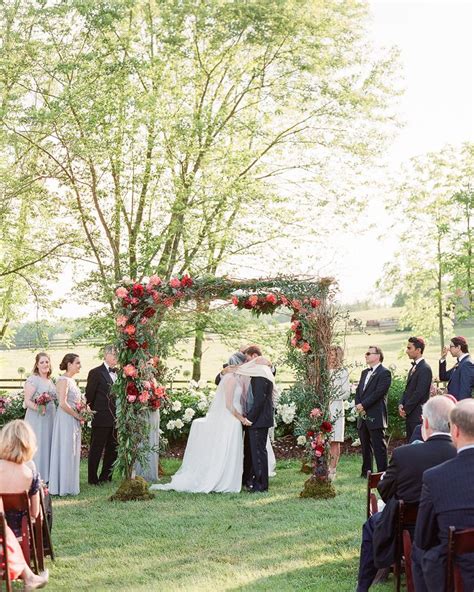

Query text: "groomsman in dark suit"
[412, 399, 474, 592]
[355, 346, 391, 476]
[85, 345, 119, 485]
[439, 335, 474, 400]
[399, 336, 433, 441]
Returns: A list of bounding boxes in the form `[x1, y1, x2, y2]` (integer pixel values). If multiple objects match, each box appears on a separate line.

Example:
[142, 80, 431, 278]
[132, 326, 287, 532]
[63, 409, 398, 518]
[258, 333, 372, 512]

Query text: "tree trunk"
[192, 327, 204, 381]
[436, 234, 445, 348]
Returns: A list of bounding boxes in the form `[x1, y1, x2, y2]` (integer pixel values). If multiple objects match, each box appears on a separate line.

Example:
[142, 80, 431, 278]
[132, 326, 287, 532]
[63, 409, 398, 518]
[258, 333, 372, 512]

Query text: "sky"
[30, 0, 474, 319]
[332, 0, 474, 303]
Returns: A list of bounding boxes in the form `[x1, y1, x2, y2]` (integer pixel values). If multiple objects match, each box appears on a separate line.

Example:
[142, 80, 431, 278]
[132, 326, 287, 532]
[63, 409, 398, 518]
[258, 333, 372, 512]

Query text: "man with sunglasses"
[439, 336, 474, 401]
[355, 346, 391, 477]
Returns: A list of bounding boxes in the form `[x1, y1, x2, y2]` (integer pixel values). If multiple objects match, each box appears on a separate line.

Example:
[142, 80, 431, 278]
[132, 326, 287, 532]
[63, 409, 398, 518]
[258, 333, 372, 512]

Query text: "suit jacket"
[355, 365, 391, 430]
[439, 355, 474, 400]
[247, 376, 273, 429]
[400, 359, 432, 422]
[377, 434, 456, 503]
[414, 448, 474, 591]
[372, 434, 456, 569]
[85, 364, 116, 428]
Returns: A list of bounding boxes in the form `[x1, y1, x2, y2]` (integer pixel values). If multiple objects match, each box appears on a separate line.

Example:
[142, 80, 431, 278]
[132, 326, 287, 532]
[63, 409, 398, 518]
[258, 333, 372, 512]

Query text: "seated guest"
[409, 394, 458, 444]
[0, 499, 49, 589]
[0, 420, 41, 537]
[412, 399, 474, 592]
[356, 396, 456, 592]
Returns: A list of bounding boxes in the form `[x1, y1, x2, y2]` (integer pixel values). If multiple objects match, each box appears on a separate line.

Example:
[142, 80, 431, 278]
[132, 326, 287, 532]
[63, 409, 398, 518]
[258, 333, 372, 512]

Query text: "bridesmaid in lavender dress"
[49, 353, 83, 496]
[24, 352, 56, 483]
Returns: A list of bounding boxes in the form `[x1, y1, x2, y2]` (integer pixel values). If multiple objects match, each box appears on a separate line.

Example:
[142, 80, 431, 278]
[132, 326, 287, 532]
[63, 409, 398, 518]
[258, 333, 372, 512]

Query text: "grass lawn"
[45, 454, 394, 592]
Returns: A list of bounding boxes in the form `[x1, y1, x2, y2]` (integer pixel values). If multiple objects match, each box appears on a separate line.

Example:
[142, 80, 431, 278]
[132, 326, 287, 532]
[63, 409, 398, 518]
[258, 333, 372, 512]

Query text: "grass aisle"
[48, 455, 393, 591]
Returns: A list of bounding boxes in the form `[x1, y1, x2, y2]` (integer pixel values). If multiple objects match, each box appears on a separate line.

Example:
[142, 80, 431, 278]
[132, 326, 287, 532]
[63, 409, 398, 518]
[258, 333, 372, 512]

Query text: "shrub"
[0, 391, 25, 426]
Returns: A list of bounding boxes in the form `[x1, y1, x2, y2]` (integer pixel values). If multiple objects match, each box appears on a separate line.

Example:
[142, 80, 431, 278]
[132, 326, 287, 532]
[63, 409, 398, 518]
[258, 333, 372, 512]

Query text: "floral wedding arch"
[111, 274, 339, 500]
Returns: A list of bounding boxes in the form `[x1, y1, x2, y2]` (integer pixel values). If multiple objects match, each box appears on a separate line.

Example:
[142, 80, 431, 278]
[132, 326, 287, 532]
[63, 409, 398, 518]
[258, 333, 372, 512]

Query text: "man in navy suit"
[412, 398, 474, 592]
[356, 396, 456, 592]
[439, 335, 474, 400]
[355, 346, 392, 476]
[399, 336, 433, 441]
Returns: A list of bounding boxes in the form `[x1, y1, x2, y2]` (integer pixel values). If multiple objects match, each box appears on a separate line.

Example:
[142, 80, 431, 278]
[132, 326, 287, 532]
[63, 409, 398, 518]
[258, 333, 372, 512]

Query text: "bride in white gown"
[150, 353, 275, 493]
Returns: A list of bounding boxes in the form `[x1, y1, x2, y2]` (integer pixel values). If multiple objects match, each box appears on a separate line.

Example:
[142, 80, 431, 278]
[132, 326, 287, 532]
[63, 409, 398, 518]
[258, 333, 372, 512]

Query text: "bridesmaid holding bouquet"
[49, 353, 83, 496]
[23, 352, 57, 483]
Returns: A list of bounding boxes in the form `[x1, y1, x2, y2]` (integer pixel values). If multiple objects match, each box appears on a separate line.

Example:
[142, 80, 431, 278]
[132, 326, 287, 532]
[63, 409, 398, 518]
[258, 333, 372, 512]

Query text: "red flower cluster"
[232, 292, 284, 315]
[149, 385, 167, 410]
[289, 319, 311, 354]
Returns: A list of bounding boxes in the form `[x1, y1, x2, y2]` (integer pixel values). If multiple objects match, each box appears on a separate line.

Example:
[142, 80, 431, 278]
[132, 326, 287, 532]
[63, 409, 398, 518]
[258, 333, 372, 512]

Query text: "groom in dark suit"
[245, 369, 274, 493]
[355, 346, 392, 476]
[85, 345, 119, 485]
[399, 336, 433, 440]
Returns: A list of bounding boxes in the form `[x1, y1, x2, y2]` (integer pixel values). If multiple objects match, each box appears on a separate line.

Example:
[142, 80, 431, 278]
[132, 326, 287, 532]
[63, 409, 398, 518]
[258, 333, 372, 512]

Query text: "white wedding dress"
[151, 374, 245, 493]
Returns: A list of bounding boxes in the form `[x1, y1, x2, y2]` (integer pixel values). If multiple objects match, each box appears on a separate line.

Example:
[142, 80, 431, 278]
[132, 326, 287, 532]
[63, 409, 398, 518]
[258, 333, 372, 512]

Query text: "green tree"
[378, 143, 474, 346]
[2, 0, 400, 318]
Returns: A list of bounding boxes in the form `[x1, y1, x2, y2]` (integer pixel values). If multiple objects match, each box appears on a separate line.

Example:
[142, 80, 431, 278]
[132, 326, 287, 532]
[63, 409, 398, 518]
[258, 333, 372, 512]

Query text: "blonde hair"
[0, 420, 37, 464]
[329, 345, 344, 369]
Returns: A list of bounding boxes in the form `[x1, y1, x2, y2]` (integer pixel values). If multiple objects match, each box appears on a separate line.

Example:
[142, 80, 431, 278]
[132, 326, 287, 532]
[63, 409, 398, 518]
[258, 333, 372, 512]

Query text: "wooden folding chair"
[366, 471, 384, 519]
[0, 492, 39, 575]
[0, 512, 12, 592]
[39, 487, 54, 562]
[447, 526, 474, 592]
[394, 500, 418, 592]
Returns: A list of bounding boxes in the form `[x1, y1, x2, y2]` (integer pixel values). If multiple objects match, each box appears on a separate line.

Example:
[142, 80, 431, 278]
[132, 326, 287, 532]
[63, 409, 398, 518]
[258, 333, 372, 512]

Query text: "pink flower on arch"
[300, 342, 311, 353]
[291, 299, 302, 311]
[127, 394, 137, 403]
[116, 315, 128, 327]
[138, 391, 150, 404]
[310, 407, 322, 418]
[148, 275, 162, 287]
[248, 295, 258, 307]
[232, 296, 239, 306]
[265, 293, 277, 305]
[123, 364, 138, 378]
[115, 287, 128, 298]
[291, 337, 298, 347]
[169, 278, 181, 289]
[124, 324, 136, 335]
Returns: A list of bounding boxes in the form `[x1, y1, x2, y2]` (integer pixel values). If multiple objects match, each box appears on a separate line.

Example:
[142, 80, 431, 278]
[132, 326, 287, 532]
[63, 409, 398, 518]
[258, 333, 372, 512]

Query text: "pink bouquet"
[35, 392, 53, 415]
[76, 400, 95, 425]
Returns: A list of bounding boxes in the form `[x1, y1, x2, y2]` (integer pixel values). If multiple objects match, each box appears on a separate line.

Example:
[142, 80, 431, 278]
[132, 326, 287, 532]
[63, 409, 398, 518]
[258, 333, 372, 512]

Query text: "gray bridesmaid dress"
[24, 375, 56, 483]
[49, 376, 81, 496]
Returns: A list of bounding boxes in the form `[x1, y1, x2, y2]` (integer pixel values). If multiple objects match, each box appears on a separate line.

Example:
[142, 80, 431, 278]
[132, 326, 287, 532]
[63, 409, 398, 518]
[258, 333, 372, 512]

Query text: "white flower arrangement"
[166, 420, 176, 430]
[183, 407, 195, 423]
[197, 397, 209, 411]
[174, 418, 184, 429]
[171, 400, 182, 412]
[297, 435, 307, 446]
[276, 402, 297, 425]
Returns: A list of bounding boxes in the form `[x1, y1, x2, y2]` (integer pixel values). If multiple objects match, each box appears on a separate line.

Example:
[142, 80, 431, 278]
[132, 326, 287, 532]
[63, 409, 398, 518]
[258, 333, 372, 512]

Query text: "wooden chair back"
[0, 492, 39, 574]
[366, 471, 384, 519]
[0, 512, 12, 592]
[39, 487, 54, 562]
[394, 500, 418, 592]
[447, 526, 474, 592]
